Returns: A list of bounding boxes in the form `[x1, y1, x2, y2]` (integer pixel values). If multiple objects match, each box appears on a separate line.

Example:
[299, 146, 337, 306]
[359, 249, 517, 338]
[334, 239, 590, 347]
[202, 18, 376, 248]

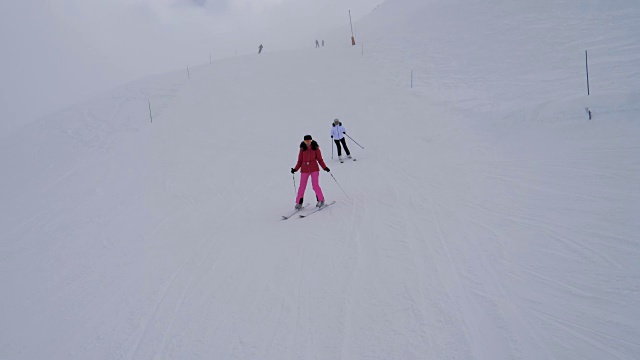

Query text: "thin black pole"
[344, 133, 364, 149]
[329, 173, 349, 199]
[292, 173, 297, 197]
[585, 50, 590, 96]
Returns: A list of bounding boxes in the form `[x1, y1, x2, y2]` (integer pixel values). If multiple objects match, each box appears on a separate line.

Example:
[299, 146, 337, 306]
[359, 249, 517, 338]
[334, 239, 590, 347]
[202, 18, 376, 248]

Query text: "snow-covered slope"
[2, 0, 639, 359]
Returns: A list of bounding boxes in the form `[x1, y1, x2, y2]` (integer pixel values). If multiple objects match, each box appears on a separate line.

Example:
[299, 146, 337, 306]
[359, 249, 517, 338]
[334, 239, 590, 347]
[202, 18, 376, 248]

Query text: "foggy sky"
[0, 0, 382, 134]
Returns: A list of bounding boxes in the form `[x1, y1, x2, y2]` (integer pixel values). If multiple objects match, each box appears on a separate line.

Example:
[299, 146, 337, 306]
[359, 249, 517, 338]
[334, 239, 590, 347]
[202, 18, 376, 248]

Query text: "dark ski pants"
[334, 138, 350, 156]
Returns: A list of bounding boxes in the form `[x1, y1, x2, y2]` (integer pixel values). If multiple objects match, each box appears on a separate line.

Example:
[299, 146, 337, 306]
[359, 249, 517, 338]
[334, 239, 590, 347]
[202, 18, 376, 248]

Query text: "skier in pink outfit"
[291, 135, 330, 209]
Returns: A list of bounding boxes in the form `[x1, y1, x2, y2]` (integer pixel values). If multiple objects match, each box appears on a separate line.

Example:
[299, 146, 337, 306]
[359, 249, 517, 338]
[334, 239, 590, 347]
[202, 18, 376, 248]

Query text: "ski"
[281, 203, 310, 220]
[299, 201, 336, 218]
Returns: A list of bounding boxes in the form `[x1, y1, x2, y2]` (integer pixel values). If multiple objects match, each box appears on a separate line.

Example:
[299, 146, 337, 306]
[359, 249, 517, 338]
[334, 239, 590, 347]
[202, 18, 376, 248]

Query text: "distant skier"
[315, 39, 320, 48]
[331, 118, 351, 161]
[291, 135, 330, 209]
[258, 44, 263, 54]
[322, 40, 325, 47]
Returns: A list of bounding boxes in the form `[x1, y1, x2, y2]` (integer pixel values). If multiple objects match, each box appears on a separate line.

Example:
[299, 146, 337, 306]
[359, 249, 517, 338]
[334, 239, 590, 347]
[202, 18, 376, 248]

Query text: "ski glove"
[324, 167, 330, 172]
[291, 168, 297, 174]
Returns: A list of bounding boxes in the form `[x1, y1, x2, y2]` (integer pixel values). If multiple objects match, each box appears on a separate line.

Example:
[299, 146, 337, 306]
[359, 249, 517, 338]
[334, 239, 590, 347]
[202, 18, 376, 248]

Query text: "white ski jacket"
[331, 124, 347, 140]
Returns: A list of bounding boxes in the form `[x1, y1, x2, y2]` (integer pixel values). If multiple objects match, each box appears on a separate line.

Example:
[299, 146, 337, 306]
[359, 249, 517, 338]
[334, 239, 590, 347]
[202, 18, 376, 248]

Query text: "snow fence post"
[585, 50, 590, 96]
[148, 99, 153, 123]
[349, 10, 356, 46]
[187, 65, 191, 80]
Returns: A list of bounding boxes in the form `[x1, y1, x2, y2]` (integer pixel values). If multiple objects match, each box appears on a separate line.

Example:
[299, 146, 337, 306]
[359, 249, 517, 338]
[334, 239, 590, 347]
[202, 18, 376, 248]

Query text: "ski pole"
[344, 133, 364, 149]
[329, 172, 349, 199]
[331, 138, 334, 159]
[292, 173, 297, 197]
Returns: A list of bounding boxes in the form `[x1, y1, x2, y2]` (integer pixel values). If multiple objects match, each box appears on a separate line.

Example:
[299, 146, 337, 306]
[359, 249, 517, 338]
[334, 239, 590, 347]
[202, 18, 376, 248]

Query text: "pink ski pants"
[296, 171, 324, 203]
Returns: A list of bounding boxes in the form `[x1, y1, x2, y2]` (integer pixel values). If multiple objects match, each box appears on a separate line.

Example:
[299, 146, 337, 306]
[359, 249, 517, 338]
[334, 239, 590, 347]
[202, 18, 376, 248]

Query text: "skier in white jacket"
[330, 118, 351, 161]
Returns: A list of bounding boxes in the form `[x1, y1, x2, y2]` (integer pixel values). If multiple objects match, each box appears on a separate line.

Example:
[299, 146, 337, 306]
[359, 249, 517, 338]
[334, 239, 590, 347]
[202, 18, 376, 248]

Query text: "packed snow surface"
[2, 0, 639, 358]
